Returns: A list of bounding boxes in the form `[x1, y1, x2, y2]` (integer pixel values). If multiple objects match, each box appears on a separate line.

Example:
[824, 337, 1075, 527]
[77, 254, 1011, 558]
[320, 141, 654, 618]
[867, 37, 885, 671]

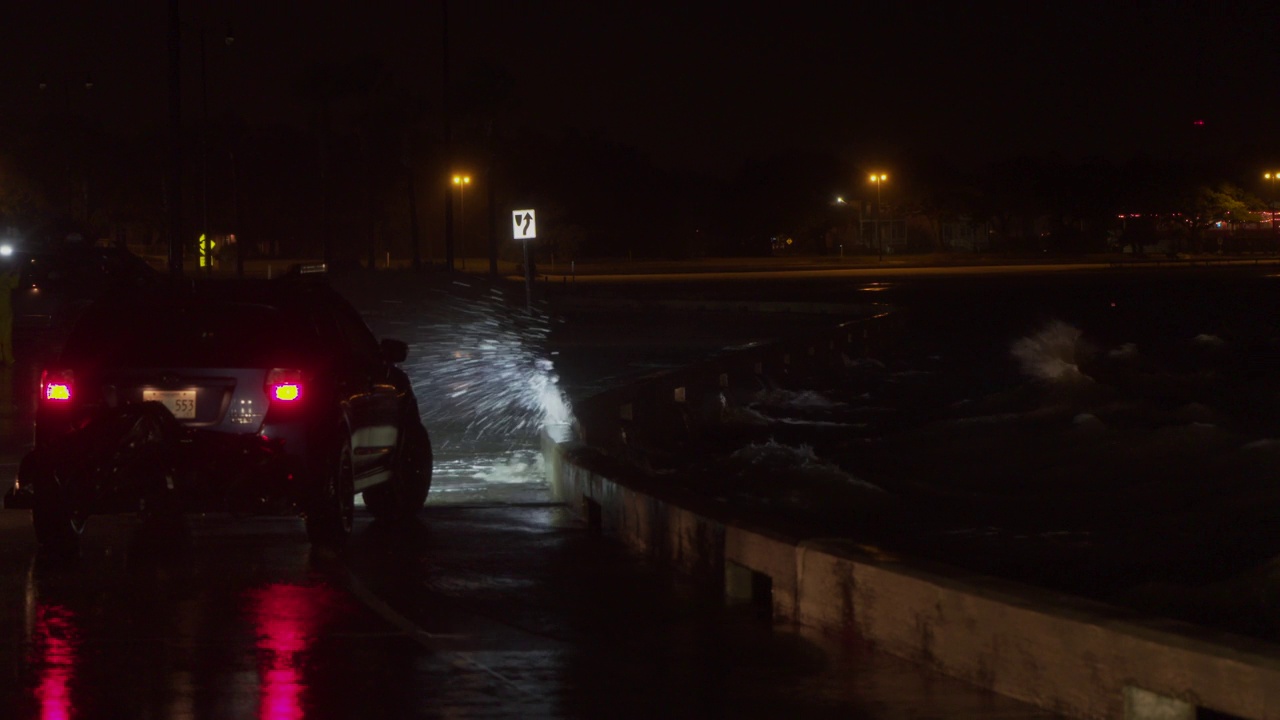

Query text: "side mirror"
[380, 338, 408, 364]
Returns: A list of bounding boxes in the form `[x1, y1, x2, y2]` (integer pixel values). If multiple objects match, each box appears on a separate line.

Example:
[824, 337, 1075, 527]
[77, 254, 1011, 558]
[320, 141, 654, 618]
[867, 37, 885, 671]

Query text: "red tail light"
[40, 369, 74, 402]
[266, 369, 303, 403]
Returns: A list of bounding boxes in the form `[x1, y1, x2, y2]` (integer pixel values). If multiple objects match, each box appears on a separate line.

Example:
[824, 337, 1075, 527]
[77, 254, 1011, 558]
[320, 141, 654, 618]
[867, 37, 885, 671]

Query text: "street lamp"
[452, 175, 471, 270]
[869, 173, 887, 261]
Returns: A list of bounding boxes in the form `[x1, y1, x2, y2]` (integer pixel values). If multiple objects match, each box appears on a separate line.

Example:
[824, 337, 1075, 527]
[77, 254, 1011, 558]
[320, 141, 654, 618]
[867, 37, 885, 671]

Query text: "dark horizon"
[4, 1, 1280, 175]
[4, 1, 1280, 265]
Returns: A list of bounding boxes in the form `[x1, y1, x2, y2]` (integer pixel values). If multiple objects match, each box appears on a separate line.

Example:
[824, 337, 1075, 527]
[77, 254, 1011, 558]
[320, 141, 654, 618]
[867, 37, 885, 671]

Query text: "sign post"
[512, 209, 537, 310]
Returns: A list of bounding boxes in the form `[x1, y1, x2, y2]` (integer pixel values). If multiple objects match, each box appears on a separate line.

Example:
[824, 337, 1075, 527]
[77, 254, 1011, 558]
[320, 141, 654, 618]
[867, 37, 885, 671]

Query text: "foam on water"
[722, 405, 773, 426]
[1109, 342, 1139, 360]
[751, 388, 846, 409]
[728, 439, 884, 492]
[1010, 320, 1092, 383]
[842, 355, 886, 369]
[775, 417, 867, 429]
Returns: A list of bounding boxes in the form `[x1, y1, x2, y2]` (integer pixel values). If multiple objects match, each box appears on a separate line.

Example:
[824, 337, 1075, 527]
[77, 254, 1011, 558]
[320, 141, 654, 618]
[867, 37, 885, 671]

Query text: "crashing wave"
[1010, 320, 1092, 384]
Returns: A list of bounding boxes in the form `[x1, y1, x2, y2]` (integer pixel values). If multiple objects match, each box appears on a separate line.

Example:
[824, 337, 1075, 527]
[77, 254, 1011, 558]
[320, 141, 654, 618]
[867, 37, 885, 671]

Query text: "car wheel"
[305, 436, 354, 547]
[363, 422, 432, 521]
[32, 475, 83, 558]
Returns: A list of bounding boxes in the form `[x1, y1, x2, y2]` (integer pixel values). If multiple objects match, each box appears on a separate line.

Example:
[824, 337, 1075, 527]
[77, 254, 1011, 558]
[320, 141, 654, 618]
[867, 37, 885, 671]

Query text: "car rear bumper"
[24, 404, 318, 516]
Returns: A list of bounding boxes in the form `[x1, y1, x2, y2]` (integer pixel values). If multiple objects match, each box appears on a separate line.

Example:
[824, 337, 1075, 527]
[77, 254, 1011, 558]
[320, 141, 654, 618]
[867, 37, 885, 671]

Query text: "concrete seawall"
[543, 303, 1280, 720]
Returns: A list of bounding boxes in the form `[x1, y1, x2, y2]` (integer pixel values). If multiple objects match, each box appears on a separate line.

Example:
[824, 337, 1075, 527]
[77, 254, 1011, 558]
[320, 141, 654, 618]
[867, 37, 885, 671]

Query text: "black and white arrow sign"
[511, 209, 537, 240]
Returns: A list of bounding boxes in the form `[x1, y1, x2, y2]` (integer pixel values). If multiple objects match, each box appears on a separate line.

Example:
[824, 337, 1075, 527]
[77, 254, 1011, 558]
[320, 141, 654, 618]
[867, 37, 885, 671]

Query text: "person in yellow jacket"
[0, 258, 19, 364]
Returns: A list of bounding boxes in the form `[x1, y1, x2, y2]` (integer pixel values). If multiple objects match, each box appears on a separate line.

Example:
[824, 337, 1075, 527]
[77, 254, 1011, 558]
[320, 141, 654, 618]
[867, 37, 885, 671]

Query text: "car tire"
[32, 476, 83, 559]
[305, 435, 355, 547]
[363, 422, 432, 521]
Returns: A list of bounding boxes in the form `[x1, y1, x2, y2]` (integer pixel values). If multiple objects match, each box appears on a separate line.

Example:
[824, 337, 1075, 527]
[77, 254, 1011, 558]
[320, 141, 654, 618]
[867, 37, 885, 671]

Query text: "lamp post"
[452, 175, 470, 270]
[1265, 172, 1280, 243]
[869, 173, 887, 261]
[834, 197, 847, 258]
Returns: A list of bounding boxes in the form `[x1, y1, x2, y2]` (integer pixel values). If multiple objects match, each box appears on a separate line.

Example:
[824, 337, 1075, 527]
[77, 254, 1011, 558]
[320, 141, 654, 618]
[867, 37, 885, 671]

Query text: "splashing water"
[393, 283, 575, 447]
[1010, 320, 1091, 383]
[751, 388, 846, 410]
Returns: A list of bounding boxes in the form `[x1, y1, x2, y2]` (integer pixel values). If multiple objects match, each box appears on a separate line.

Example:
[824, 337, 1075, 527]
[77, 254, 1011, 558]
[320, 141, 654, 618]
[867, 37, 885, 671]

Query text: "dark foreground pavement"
[0, 505, 1059, 719]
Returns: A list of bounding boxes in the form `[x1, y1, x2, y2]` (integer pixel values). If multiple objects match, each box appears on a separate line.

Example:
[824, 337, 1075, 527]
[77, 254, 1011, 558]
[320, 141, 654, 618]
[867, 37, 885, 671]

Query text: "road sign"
[512, 209, 537, 240]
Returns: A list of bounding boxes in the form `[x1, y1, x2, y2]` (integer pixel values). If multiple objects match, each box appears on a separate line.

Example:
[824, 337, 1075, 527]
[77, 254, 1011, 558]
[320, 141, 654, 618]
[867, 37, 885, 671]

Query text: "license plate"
[143, 390, 197, 419]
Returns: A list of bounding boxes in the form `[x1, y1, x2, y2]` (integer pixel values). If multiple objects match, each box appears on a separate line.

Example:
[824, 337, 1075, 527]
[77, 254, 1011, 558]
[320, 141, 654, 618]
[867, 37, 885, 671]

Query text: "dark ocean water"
[638, 269, 1280, 640]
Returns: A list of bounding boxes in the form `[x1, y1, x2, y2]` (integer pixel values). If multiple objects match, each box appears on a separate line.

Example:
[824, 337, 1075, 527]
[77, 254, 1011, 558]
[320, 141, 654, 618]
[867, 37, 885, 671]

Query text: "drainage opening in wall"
[582, 496, 602, 536]
[724, 560, 773, 622]
[1199, 709, 1248, 720]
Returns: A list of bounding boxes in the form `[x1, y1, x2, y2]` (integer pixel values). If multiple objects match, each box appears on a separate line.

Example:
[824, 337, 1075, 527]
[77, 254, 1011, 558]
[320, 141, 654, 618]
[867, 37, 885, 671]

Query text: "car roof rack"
[283, 262, 327, 277]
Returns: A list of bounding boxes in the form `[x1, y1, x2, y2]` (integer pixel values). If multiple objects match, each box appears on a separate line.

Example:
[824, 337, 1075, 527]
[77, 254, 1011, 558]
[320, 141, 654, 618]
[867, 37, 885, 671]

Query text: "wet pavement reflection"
[248, 583, 350, 720]
[28, 602, 77, 720]
[0, 507, 1060, 719]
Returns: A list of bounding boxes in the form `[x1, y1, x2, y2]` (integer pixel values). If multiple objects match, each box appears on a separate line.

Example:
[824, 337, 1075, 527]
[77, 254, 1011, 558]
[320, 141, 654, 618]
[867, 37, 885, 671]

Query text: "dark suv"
[19, 278, 432, 554]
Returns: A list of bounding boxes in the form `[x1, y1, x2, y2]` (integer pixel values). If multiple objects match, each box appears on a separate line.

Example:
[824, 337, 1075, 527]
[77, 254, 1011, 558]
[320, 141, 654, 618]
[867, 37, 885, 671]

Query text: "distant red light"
[1193, 120, 1205, 126]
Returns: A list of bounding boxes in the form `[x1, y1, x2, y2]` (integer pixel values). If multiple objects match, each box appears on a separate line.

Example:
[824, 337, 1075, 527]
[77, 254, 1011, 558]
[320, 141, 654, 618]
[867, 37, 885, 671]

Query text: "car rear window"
[62, 299, 321, 368]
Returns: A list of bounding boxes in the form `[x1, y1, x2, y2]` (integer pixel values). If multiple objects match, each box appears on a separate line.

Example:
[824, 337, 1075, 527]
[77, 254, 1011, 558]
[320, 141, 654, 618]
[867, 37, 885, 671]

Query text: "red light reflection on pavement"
[246, 583, 346, 720]
[30, 604, 79, 720]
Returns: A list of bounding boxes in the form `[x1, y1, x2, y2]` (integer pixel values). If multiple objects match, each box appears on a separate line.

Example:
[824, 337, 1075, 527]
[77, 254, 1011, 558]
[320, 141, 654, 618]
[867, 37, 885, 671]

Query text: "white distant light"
[0, 244, 13, 257]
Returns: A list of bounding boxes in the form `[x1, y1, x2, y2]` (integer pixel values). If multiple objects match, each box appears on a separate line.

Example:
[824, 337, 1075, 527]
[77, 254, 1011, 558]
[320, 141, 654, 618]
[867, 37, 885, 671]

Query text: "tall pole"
[487, 161, 498, 277]
[870, 173, 887, 261]
[408, 170, 422, 269]
[200, 29, 211, 274]
[523, 240, 533, 311]
[442, 0, 454, 271]
[222, 25, 239, 275]
[1268, 173, 1278, 242]
[232, 149, 243, 277]
[451, 175, 469, 269]
[167, 0, 183, 279]
[1272, 173, 1279, 254]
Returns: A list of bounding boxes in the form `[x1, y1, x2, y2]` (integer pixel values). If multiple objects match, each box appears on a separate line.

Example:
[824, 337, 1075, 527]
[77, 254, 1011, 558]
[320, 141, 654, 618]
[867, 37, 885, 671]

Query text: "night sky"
[4, 1, 1279, 176]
